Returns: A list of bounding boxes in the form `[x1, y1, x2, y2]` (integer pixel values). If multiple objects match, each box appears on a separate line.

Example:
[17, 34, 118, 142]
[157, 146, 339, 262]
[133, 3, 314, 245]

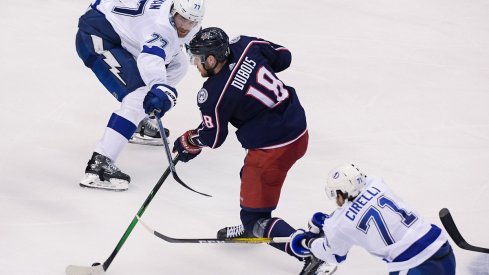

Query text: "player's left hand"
[308, 212, 329, 235]
[290, 229, 319, 258]
[143, 84, 178, 117]
[173, 130, 202, 162]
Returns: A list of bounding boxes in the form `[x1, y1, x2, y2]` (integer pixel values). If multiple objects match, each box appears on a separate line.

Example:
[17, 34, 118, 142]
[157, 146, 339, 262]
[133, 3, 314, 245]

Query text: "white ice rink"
[1, 0, 488, 274]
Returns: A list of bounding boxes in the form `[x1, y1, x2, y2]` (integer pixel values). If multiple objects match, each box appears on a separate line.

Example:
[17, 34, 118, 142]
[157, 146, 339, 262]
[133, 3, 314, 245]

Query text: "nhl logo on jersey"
[230, 36, 241, 44]
[197, 88, 208, 103]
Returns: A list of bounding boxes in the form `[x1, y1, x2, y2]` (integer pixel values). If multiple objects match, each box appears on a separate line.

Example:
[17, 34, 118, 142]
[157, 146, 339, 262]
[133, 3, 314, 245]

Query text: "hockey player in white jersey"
[75, 0, 205, 191]
[290, 164, 456, 275]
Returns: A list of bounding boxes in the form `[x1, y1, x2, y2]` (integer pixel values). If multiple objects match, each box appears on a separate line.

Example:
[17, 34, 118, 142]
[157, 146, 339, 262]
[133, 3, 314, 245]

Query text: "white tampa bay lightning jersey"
[310, 176, 448, 272]
[92, 0, 199, 87]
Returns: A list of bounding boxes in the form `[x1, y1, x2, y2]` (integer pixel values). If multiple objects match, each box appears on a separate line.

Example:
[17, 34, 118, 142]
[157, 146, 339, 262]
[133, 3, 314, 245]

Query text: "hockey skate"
[300, 256, 337, 275]
[79, 152, 130, 191]
[217, 224, 249, 239]
[129, 116, 169, 146]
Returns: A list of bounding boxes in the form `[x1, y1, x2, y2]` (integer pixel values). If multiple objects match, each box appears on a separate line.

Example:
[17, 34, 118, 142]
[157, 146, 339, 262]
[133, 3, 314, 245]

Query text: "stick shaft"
[137, 216, 290, 244]
[102, 157, 179, 271]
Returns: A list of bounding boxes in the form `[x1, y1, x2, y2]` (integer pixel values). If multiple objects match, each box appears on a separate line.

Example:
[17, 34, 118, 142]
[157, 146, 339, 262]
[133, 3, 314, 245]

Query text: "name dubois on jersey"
[231, 56, 256, 90]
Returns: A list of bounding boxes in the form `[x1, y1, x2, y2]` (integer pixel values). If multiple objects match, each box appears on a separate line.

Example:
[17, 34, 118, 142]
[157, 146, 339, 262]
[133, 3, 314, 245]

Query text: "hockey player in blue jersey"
[75, 0, 205, 191]
[290, 164, 456, 275]
[143, 27, 334, 274]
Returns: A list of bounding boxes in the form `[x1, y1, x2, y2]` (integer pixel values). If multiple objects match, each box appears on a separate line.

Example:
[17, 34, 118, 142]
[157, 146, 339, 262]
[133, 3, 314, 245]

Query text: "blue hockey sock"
[263, 218, 297, 257]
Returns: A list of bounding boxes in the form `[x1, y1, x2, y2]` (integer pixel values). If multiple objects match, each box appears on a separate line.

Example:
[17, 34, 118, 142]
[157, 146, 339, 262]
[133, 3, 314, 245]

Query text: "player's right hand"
[290, 229, 318, 258]
[173, 130, 202, 162]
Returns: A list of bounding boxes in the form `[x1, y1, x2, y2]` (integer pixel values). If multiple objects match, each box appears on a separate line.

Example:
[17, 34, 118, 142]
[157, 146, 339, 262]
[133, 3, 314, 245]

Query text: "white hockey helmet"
[325, 164, 367, 200]
[171, 0, 205, 23]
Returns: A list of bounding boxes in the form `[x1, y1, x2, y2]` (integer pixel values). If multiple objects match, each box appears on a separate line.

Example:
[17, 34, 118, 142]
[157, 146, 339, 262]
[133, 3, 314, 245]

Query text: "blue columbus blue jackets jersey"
[193, 36, 307, 149]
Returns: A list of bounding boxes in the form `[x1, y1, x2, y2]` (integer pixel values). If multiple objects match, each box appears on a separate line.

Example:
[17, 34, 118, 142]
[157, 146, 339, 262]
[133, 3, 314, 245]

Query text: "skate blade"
[79, 174, 128, 191]
[129, 134, 163, 146]
[318, 264, 338, 274]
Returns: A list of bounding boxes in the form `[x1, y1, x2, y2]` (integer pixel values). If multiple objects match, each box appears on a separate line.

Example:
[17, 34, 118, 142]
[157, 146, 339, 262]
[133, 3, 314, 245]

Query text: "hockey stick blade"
[65, 264, 104, 275]
[137, 216, 289, 244]
[439, 208, 489, 253]
[171, 170, 211, 197]
[154, 115, 211, 197]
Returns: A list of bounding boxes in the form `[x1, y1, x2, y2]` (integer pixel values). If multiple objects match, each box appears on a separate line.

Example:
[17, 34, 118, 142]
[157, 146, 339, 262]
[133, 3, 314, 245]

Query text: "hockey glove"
[308, 212, 329, 235]
[290, 229, 319, 258]
[143, 84, 178, 117]
[173, 130, 202, 162]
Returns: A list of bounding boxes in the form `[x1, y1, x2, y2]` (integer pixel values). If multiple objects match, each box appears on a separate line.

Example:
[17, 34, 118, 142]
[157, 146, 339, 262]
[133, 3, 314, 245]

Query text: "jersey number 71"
[357, 196, 418, 245]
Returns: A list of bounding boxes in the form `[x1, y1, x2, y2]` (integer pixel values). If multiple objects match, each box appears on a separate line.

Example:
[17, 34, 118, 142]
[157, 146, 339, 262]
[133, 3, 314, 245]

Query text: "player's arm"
[193, 103, 230, 149]
[137, 28, 173, 87]
[138, 27, 179, 116]
[291, 213, 350, 264]
[171, 116, 229, 163]
[309, 235, 349, 265]
[257, 39, 292, 73]
[164, 50, 189, 87]
[172, 85, 231, 162]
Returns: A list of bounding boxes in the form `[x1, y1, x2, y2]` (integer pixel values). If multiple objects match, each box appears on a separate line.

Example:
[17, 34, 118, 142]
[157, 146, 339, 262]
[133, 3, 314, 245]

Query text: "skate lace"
[226, 225, 245, 238]
[143, 117, 158, 131]
[316, 262, 335, 274]
[94, 156, 121, 173]
[301, 256, 334, 275]
[301, 257, 312, 273]
[301, 256, 320, 275]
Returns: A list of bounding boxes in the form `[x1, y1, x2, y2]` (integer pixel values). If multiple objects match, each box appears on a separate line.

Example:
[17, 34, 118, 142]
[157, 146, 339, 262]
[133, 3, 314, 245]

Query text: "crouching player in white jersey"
[75, 0, 205, 191]
[290, 164, 456, 275]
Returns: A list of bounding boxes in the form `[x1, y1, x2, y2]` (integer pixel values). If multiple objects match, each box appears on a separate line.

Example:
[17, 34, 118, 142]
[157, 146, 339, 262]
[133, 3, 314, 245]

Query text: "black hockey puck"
[92, 262, 101, 266]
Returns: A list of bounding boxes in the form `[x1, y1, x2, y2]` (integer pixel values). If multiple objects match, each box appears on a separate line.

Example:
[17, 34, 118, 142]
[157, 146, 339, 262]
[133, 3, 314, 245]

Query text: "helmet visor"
[324, 185, 338, 200]
[186, 47, 205, 65]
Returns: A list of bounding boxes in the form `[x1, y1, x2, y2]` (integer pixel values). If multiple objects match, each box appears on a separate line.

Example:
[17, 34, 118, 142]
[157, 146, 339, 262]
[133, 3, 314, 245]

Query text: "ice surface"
[0, 0, 488, 274]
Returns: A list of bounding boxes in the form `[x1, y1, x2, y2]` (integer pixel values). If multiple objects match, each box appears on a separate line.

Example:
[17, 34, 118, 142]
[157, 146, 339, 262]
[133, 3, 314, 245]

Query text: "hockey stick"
[154, 113, 211, 197]
[136, 215, 290, 244]
[439, 208, 489, 253]
[66, 156, 179, 275]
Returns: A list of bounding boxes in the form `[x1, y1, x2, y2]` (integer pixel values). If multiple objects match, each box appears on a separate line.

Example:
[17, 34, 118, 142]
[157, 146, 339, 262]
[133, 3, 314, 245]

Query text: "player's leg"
[409, 241, 455, 275]
[129, 116, 166, 146]
[234, 132, 334, 274]
[238, 131, 309, 255]
[76, 23, 146, 190]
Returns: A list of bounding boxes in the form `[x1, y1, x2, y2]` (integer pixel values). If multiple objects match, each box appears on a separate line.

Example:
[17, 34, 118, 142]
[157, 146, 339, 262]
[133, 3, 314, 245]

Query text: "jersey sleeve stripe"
[391, 225, 442, 263]
[142, 45, 166, 59]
